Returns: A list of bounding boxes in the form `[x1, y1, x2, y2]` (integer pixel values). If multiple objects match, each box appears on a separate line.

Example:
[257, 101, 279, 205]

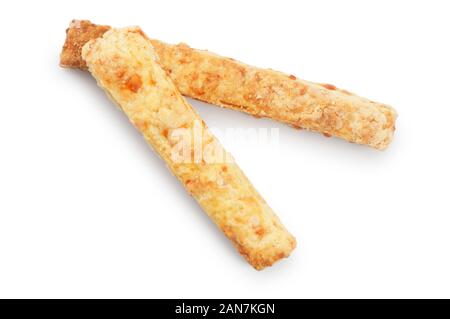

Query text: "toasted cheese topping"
[82, 27, 296, 270]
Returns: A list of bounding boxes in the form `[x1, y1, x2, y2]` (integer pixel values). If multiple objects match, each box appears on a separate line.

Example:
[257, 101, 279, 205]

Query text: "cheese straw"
[61, 20, 397, 150]
[81, 27, 296, 270]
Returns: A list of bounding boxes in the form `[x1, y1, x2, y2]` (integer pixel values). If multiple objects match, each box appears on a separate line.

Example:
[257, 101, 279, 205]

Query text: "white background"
[0, 0, 449, 298]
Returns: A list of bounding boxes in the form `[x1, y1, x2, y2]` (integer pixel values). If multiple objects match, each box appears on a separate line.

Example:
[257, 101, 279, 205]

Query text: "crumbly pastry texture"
[81, 27, 296, 270]
[62, 20, 397, 150]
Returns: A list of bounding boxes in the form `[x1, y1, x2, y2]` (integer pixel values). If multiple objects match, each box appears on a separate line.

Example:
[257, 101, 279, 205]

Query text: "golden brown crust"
[61, 20, 397, 150]
[82, 27, 296, 270]
[156, 44, 397, 150]
[60, 20, 110, 69]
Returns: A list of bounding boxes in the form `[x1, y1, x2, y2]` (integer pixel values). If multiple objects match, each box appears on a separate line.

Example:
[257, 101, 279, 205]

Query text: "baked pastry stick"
[62, 20, 397, 150]
[81, 27, 296, 270]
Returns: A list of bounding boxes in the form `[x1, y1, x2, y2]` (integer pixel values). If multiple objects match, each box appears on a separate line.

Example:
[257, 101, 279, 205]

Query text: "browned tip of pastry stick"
[61, 20, 397, 150]
[60, 20, 110, 69]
